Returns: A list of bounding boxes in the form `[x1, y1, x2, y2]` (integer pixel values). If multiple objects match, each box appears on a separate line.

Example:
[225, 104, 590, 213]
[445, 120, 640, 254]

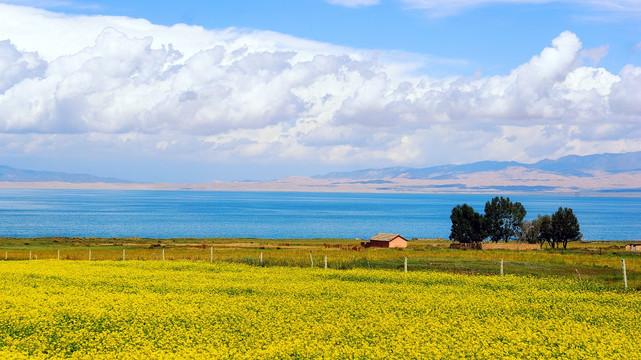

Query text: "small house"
[362, 233, 408, 249]
[625, 243, 641, 252]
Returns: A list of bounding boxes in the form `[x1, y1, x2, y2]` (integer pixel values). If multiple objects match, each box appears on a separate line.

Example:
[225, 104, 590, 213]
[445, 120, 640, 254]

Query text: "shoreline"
[0, 237, 635, 245]
[1, 180, 641, 197]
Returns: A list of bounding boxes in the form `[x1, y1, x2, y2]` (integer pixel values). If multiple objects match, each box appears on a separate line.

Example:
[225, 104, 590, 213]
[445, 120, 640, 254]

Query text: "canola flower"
[0, 260, 639, 359]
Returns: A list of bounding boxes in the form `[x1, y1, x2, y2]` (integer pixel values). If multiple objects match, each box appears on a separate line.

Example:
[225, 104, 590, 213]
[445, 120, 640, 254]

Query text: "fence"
[0, 247, 634, 290]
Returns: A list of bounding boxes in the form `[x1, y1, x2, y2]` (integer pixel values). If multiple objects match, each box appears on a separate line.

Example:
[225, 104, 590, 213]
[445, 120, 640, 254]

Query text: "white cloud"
[324, 0, 380, 7]
[580, 45, 609, 67]
[609, 65, 641, 116]
[0, 40, 45, 92]
[400, 0, 641, 17]
[0, 3, 640, 178]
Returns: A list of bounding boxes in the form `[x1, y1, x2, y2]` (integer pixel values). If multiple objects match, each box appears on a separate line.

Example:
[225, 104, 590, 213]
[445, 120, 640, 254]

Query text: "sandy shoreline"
[1, 171, 641, 197]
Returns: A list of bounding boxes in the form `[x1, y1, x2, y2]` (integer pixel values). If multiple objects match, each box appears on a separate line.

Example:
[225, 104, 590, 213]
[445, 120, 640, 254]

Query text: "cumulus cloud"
[0, 40, 45, 93]
[0, 3, 640, 177]
[324, 0, 380, 7]
[610, 65, 641, 116]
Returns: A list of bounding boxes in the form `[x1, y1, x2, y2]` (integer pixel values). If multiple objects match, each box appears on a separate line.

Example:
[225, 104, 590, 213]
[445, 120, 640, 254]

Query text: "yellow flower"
[0, 260, 638, 359]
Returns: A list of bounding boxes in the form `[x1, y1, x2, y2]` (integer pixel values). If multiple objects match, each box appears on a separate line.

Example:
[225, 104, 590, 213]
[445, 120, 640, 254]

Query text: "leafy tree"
[483, 196, 526, 243]
[449, 204, 485, 243]
[536, 214, 553, 248]
[551, 207, 582, 249]
[519, 214, 553, 247]
[519, 220, 538, 244]
[520, 215, 552, 246]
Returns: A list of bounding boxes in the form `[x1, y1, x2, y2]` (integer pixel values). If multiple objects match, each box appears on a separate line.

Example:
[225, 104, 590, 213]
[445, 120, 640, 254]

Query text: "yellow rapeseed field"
[0, 260, 639, 359]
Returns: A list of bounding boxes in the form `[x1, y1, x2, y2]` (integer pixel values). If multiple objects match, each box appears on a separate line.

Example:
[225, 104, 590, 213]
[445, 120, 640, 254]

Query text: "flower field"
[0, 260, 639, 359]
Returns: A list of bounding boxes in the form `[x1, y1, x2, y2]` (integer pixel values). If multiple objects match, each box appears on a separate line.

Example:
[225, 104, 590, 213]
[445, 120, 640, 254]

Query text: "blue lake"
[0, 189, 639, 240]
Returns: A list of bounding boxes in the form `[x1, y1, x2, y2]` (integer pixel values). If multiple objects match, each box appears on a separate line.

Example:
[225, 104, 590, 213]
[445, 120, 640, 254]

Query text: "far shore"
[1, 179, 641, 197]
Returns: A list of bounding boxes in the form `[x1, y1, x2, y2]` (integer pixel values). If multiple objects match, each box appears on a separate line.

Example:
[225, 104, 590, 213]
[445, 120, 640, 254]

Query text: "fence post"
[622, 259, 628, 290]
[210, 247, 213, 263]
[29, 251, 32, 260]
[309, 251, 314, 268]
[4, 251, 7, 260]
[57, 249, 60, 260]
[122, 249, 125, 261]
[260, 252, 263, 264]
[404, 257, 408, 273]
[324, 255, 328, 270]
[500, 259, 504, 276]
[89, 249, 92, 261]
[162, 248, 165, 261]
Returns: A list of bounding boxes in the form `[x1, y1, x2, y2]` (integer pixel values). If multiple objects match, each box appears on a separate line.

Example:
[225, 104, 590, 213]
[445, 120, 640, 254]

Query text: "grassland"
[0, 260, 639, 359]
[0, 237, 639, 290]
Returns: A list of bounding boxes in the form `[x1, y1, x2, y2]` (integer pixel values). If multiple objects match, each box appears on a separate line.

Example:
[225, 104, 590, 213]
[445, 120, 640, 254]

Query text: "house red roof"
[370, 233, 407, 242]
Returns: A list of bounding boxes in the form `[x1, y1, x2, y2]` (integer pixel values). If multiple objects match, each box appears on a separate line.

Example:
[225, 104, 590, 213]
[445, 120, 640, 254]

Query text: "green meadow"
[1, 237, 638, 291]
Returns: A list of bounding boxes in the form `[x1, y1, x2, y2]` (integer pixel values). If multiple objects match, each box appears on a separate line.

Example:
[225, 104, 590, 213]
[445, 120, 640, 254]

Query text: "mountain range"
[0, 165, 131, 184]
[1, 152, 641, 194]
[315, 152, 641, 180]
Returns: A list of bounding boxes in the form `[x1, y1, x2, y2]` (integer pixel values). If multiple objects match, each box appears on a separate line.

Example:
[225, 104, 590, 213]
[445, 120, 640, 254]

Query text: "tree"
[519, 214, 553, 247]
[551, 207, 581, 249]
[449, 204, 485, 243]
[536, 214, 553, 248]
[519, 220, 538, 244]
[483, 196, 526, 243]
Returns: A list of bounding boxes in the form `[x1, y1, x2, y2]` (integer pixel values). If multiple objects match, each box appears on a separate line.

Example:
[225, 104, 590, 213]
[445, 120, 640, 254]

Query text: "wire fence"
[1, 247, 634, 290]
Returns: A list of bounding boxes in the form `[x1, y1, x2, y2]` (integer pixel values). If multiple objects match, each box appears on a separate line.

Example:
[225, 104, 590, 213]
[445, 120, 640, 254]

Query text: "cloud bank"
[0, 4, 640, 179]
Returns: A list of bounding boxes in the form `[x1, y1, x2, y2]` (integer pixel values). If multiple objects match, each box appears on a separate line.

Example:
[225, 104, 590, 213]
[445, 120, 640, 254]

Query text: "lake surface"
[0, 189, 639, 240]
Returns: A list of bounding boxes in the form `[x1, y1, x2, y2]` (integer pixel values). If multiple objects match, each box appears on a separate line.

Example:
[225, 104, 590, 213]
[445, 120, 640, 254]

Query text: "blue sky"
[0, 1, 640, 182]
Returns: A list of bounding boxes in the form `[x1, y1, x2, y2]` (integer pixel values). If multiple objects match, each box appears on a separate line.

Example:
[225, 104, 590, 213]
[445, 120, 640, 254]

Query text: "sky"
[0, 0, 640, 182]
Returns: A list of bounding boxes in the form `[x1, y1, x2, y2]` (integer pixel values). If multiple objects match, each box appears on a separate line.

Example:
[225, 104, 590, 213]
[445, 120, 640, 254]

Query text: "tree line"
[449, 196, 581, 249]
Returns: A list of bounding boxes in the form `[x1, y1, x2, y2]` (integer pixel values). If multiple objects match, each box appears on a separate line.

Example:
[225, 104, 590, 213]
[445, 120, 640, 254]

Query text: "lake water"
[0, 189, 639, 240]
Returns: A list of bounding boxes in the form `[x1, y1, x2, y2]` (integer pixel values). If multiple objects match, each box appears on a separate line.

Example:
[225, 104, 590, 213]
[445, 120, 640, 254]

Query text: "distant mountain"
[532, 152, 641, 176]
[1, 153, 640, 194]
[315, 152, 641, 180]
[0, 165, 132, 183]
